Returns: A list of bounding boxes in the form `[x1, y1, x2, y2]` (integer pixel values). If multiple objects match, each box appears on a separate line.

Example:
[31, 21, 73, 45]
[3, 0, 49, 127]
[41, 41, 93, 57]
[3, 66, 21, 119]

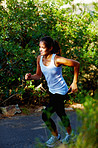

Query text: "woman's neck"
[43, 54, 52, 59]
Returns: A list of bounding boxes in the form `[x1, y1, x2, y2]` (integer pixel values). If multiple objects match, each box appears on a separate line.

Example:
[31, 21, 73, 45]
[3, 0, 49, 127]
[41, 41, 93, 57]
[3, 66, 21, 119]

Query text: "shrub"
[73, 92, 98, 148]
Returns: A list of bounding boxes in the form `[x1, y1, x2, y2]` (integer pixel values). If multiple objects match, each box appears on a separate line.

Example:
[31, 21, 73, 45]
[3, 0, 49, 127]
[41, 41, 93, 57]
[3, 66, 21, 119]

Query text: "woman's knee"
[61, 115, 70, 127]
[57, 112, 70, 127]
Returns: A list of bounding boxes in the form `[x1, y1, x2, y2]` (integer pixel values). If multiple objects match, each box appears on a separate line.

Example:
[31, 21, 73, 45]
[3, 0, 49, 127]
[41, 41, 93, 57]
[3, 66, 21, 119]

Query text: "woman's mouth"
[40, 52, 44, 54]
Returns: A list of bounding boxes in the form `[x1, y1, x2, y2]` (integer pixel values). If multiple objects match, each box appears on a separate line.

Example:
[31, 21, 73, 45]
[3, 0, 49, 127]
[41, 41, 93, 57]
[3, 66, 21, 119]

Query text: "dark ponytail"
[52, 40, 61, 56]
[40, 36, 61, 56]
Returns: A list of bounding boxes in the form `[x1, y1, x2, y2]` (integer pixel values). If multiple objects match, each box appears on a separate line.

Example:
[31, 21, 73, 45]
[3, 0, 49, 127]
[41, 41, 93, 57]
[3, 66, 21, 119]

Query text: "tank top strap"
[40, 55, 43, 65]
[51, 54, 56, 60]
[51, 54, 56, 65]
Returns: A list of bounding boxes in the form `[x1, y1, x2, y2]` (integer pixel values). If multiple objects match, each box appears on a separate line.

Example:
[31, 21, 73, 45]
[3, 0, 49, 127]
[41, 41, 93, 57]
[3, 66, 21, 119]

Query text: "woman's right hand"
[25, 73, 32, 80]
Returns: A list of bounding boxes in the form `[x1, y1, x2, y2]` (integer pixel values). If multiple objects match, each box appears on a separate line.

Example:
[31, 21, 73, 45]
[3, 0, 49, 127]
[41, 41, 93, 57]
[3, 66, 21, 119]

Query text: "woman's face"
[39, 41, 52, 56]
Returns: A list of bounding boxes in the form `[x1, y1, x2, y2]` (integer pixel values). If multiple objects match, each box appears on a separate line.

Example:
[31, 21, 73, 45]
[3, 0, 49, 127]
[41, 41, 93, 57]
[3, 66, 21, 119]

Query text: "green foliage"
[0, 0, 98, 105]
[20, 106, 30, 115]
[73, 93, 98, 148]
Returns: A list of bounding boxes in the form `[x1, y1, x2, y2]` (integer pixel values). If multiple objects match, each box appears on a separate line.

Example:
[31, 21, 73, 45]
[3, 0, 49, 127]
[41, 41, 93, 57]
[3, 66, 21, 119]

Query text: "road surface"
[0, 110, 82, 148]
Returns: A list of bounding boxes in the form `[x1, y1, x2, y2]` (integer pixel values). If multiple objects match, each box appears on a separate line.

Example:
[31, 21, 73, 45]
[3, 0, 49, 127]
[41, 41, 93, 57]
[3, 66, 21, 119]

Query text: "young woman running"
[25, 36, 80, 147]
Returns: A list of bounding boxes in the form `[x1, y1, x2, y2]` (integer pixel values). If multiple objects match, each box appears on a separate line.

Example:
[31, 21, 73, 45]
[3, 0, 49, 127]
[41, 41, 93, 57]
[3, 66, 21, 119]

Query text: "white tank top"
[40, 54, 68, 95]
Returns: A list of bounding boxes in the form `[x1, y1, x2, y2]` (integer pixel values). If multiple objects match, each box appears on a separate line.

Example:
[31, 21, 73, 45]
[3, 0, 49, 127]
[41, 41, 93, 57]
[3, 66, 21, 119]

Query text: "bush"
[73, 92, 98, 148]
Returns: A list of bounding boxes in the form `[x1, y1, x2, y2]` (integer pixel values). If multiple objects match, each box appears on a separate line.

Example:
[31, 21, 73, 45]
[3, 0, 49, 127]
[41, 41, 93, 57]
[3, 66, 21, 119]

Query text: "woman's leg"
[55, 93, 72, 135]
[42, 108, 58, 136]
[42, 93, 58, 136]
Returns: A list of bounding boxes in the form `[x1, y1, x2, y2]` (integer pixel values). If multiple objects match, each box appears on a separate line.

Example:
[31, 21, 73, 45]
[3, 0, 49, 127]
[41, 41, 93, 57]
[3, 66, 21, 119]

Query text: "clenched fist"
[25, 73, 32, 80]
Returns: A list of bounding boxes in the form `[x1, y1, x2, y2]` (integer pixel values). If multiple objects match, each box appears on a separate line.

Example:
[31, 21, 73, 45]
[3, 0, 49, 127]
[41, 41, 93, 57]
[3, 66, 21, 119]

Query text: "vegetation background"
[0, 0, 97, 105]
[0, 0, 98, 147]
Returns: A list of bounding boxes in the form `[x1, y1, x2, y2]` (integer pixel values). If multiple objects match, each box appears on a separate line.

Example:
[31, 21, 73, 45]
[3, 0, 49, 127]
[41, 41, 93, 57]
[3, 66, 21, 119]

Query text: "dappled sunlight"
[31, 123, 46, 130]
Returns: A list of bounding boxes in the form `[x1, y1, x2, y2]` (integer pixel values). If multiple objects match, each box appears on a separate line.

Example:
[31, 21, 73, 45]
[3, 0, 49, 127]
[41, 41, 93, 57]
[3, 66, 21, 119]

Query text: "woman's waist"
[48, 82, 68, 91]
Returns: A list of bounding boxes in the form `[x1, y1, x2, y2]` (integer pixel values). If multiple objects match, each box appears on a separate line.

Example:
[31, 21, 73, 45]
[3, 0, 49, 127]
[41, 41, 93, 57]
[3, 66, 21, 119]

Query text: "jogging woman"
[25, 36, 80, 147]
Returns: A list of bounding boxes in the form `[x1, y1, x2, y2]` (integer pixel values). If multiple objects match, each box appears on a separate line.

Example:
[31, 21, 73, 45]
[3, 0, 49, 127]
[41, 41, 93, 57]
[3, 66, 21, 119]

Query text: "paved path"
[0, 110, 82, 148]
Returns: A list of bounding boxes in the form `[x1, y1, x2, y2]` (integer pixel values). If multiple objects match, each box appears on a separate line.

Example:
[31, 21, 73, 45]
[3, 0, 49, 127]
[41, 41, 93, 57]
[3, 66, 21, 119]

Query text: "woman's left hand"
[68, 82, 78, 94]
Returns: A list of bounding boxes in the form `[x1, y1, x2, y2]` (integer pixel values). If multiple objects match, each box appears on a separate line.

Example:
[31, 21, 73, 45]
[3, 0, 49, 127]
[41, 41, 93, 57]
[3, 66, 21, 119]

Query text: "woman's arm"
[25, 55, 42, 80]
[55, 55, 80, 93]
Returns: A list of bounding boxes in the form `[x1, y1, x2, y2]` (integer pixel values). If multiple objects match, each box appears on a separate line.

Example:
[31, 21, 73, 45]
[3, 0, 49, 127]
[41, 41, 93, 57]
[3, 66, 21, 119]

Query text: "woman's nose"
[40, 47, 43, 51]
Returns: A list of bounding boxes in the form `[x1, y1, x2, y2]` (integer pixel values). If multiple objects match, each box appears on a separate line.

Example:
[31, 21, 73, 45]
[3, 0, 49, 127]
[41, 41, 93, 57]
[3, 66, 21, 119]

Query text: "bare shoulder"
[54, 55, 66, 66]
[55, 55, 65, 60]
[54, 55, 64, 66]
[55, 54, 80, 67]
